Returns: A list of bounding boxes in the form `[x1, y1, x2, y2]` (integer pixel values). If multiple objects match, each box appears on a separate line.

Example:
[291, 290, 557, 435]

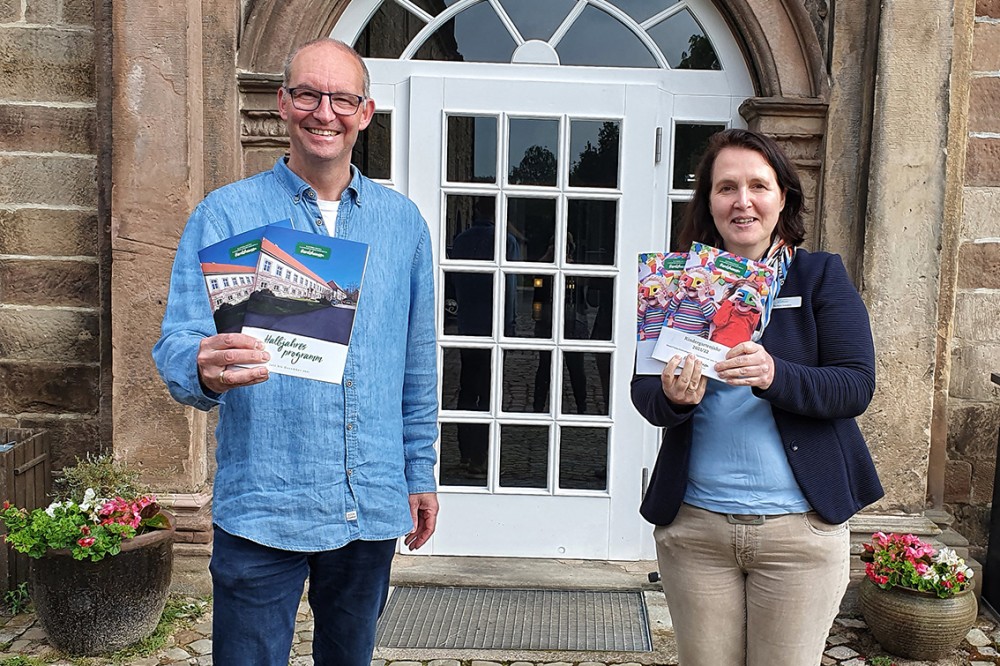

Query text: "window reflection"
[508, 118, 560, 187]
[499, 0, 576, 41]
[354, 2, 424, 59]
[648, 10, 721, 70]
[446, 195, 497, 261]
[557, 5, 656, 68]
[562, 352, 611, 416]
[564, 277, 614, 342]
[441, 346, 492, 411]
[673, 123, 725, 189]
[507, 274, 552, 339]
[559, 427, 609, 490]
[447, 115, 498, 183]
[439, 422, 489, 487]
[614, 0, 681, 24]
[506, 197, 556, 262]
[443, 270, 493, 337]
[502, 349, 551, 413]
[670, 200, 689, 252]
[567, 199, 616, 265]
[499, 425, 549, 488]
[352, 111, 391, 181]
[569, 120, 620, 189]
[415, 1, 517, 63]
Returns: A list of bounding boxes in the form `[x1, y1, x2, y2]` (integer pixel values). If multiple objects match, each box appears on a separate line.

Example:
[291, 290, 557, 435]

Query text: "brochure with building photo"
[197, 220, 292, 334]
[636, 251, 687, 375]
[199, 222, 369, 385]
[650, 242, 775, 380]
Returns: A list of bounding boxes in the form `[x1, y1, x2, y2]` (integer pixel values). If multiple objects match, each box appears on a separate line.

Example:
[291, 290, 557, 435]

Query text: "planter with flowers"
[0, 455, 174, 656]
[859, 531, 977, 660]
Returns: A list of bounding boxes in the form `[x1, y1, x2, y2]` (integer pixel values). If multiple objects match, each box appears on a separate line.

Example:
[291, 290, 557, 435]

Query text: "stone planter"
[859, 577, 978, 660]
[29, 514, 175, 656]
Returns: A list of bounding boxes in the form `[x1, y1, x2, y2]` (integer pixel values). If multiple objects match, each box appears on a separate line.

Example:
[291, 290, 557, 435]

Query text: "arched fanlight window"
[353, 0, 721, 69]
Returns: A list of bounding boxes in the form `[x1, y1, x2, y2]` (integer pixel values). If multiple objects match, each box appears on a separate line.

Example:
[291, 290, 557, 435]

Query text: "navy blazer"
[631, 250, 884, 525]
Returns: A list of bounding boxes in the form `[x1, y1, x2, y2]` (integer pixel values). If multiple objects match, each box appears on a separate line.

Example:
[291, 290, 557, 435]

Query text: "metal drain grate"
[375, 587, 652, 652]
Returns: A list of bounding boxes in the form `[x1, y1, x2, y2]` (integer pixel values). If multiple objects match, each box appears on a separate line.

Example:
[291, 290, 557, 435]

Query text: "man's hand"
[197, 333, 270, 394]
[404, 492, 439, 551]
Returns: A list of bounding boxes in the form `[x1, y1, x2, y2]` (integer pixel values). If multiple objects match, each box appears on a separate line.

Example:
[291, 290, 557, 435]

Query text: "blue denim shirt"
[152, 158, 439, 551]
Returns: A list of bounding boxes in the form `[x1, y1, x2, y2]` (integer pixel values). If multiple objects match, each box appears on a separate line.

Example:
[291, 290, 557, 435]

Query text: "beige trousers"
[653, 503, 850, 666]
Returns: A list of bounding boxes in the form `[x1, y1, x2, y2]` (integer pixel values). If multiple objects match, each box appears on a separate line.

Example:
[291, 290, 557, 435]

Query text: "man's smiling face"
[278, 42, 374, 179]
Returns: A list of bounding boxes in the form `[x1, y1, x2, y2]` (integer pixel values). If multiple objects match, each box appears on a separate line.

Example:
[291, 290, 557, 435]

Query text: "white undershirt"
[317, 199, 339, 236]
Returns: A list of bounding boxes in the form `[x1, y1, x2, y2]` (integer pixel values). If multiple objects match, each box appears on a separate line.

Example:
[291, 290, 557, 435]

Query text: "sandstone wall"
[944, 0, 1000, 554]
[0, 0, 103, 468]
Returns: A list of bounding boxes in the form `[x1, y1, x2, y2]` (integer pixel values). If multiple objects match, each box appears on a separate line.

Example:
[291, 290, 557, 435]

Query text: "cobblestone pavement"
[2, 597, 1000, 666]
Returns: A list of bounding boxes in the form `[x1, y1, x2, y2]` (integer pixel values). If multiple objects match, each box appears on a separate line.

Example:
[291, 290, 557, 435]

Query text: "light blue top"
[152, 158, 439, 551]
[685, 381, 811, 515]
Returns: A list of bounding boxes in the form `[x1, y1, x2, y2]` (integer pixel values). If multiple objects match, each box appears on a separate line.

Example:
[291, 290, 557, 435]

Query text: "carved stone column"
[739, 96, 828, 250]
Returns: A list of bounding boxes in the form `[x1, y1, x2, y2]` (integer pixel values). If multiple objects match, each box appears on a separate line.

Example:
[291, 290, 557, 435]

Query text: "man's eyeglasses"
[284, 87, 366, 115]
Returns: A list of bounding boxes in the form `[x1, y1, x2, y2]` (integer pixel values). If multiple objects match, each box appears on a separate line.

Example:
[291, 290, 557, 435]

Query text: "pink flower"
[77, 537, 96, 548]
[80, 525, 91, 535]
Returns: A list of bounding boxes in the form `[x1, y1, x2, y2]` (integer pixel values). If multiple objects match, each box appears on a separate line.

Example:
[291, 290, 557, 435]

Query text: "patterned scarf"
[751, 239, 796, 342]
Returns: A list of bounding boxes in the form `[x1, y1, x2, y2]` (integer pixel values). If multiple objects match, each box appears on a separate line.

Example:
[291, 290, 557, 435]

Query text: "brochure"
[198, 222, 369, 384]
[650, 242, 775, 380]
[636, 251, 687, 375]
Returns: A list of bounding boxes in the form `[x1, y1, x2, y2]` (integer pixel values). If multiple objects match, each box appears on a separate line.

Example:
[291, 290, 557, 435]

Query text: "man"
[152, 39, 439, 666]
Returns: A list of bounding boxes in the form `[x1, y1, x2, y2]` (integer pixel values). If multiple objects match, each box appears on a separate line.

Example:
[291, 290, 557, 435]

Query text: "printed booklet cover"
[650, 242, 775, 380]
[198, 222, 369, 385]
[636, 251, 688, 375]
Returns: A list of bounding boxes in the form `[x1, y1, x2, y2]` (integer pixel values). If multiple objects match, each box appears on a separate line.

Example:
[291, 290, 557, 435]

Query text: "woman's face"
[709, 146, 786, 260]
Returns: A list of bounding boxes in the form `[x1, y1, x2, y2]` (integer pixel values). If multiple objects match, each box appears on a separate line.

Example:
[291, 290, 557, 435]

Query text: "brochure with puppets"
[649, 242, 776, 380]
[636, 251, 688, 375]
[198, 221, 369, 384]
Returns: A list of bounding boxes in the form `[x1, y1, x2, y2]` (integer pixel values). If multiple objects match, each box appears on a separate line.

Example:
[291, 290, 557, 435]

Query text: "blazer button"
[791, 445, 799, 452]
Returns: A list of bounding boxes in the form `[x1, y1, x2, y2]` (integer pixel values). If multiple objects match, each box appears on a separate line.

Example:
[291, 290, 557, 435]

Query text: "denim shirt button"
[345, 379, 353, 388]
[293, 195, 300, 203]
[306, 189, 316, 199]
[316, 218, 323, 226]
[347, 423, 354, 431]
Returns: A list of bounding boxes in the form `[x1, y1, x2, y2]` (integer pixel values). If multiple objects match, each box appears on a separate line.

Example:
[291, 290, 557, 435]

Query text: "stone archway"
[239, 0, 828, 98]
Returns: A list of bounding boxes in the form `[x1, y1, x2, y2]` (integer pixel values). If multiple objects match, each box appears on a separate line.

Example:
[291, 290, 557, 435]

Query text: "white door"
[400, 75, 663, 559]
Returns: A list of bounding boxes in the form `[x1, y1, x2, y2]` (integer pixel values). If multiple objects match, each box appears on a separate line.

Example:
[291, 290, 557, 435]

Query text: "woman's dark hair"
[678, 128, 806, 252]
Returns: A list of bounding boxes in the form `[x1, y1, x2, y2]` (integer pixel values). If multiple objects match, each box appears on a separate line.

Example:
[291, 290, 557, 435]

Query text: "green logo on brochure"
[715, 256, 747, 275]
[230, 241, 260, 259]
[296, 243, 331, 260]
[664, 256, 687, 270]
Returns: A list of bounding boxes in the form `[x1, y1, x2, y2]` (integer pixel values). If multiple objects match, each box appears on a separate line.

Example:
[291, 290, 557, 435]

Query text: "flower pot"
[859, 577, 978, 660]
[29, 514, 175, 656]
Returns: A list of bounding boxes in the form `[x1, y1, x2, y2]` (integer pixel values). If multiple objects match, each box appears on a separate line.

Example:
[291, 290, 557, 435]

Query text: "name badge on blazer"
[773, 296, 802, 309]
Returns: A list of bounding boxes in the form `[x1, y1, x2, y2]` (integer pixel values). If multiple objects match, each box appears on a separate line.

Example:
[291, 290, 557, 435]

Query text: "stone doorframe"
[108, 0, 843, 556]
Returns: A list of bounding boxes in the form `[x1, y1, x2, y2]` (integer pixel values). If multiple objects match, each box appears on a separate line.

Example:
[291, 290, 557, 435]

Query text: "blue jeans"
[210, 526, 396, 666]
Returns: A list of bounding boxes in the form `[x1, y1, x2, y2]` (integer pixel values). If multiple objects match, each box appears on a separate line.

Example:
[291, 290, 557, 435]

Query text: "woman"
[631, 128, 883, 666]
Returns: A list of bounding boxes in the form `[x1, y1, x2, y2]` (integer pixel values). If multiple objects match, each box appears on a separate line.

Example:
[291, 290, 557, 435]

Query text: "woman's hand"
[715, 341, 774, 390]
[661, 354, 707, 405]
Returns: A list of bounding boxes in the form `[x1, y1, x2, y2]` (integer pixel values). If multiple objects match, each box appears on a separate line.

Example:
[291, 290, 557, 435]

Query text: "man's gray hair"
[282, 38, 371, 98]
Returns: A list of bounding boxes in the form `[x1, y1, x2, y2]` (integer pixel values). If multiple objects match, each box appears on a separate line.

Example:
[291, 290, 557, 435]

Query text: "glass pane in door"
[508, 119, 559, 186]
[569, 120, 620, 189]
[447, 116, 498, 184]
[506, 197, 556, 262]
[561, 351, 611, 416]
[559, 426, 609, 491]
[502, 349, 551, 413]
[499, 424, 549, 488]
[567, 199, 617, 265]
[443, 270, 493, 337]
[439, 422, 489, 488]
